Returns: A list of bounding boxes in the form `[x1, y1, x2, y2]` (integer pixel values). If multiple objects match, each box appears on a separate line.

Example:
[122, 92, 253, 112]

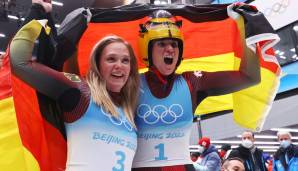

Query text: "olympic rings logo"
[100, 107, 133, 132]
[136, 104, 183, 125]
[263, 0, 290, 17]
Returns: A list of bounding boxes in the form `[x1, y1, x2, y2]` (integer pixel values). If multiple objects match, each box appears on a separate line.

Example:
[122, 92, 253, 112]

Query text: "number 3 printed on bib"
[113, 151, 126, 171]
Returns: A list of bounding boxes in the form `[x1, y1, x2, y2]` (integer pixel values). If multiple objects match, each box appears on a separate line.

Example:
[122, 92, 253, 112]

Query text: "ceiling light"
[279, 56, 286, 59]
[52, 1, 63, 6]
[55, 24, 60, 28]
[275, 50, 280, 54]
[292, 54, 298, 59]
[279, 51, 285, 56]
[0, 33, 5, 38]
[256, 145, 279, 149]
[211, 140, 280, 145]
[290, 48, 296, 52]
[263, 149, 277, 152]
[293, 25, 298, 32]
[237, 135, 276, 139]
[270, 128, 298, 132]
[214, 145, 238, 149]
[0, 51, 5, 55]
[7, 15, 18, 20]
[154, 0, 161, 4]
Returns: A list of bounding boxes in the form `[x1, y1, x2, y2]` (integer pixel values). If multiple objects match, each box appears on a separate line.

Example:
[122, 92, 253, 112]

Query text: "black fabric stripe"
[90, 4, 229, 23]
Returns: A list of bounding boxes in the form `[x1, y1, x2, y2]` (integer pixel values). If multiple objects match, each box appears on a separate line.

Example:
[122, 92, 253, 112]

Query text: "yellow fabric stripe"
[233, 68, 280, 131]
[178, 53, 241, 115]
[0, 97, 39, 171]
[177, 52, 240, 72]
[138, 52, 278, 130]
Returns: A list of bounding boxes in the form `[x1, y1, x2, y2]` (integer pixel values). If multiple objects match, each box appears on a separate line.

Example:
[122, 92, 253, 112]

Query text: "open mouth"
[164, 57, 173, 65]
[111, 73, 124, 78]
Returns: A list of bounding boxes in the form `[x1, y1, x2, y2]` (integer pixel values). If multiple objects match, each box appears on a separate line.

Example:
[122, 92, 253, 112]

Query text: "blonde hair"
[277, 131, 292, 139]
[86, 35, 139, 127]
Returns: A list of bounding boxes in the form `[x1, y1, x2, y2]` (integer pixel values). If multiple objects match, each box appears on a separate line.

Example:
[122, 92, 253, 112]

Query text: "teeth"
[112, 73, 123, 77]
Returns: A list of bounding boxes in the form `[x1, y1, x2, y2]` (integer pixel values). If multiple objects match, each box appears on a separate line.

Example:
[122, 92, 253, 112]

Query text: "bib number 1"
[154, 143, 168, 160]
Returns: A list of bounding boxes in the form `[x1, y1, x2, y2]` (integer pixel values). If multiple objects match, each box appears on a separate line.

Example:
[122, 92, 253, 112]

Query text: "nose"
[165, 43, 175, 52]
[114, 60, 122, 68]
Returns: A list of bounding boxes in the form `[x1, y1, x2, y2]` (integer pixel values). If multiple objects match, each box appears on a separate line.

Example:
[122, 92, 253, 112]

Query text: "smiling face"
[99, 42, 131, 92]
[151, 39, 179, 76]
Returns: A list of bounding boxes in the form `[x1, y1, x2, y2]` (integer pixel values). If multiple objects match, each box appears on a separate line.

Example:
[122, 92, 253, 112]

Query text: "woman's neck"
[108, 90, 122, 107]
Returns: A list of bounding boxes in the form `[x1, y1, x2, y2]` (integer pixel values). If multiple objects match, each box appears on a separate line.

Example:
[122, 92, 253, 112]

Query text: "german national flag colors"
[0, 3, 280, 171]
[1, 34, 66, 171]
[78, 4, 280, 130]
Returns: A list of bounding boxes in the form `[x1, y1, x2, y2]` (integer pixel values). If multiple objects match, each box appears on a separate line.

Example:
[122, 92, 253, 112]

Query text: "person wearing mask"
[221, 157, 245, 171]
[228, 131, 268, 171]
[193, 137, 221, 171]
[9, 16, 140, 171]
[131, 3, 279, 171]
[273, 131, 298, 171]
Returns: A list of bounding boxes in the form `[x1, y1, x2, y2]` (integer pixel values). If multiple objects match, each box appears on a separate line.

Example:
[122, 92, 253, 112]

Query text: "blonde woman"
[10, 19, 139, 171]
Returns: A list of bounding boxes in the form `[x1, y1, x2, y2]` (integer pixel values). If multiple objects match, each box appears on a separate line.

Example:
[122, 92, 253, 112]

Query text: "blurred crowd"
[191, 130, 298, 171]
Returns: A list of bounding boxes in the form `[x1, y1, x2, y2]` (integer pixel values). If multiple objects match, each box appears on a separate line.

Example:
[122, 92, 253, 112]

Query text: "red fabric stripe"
[11, 75, 67, 171]
[78, 17, 240, 76]
[0, 53, 12, 100]
[258, 41, 280, 73]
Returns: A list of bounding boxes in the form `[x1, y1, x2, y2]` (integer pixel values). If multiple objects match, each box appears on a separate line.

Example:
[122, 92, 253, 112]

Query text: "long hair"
[86, 35, 139, 127]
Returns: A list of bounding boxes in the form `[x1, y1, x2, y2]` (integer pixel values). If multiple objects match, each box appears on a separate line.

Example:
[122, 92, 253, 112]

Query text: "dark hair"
[221, 144, 231, 151]
[224, 157, 244, 164]
[243, 130, 255, 138]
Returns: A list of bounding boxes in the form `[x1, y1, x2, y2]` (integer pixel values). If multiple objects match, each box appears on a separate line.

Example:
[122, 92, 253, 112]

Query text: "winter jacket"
[228, 145, 267, 171]
[193, 145, 221, 171]
[273, 144, 298, 171]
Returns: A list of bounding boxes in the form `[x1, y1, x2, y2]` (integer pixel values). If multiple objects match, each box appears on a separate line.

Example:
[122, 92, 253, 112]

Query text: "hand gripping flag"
[1, 3, 280, 171]
[78, 4, 280, 130]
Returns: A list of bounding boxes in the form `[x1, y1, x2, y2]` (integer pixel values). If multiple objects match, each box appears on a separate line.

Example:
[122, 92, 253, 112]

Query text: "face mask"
[280, 140, 291, 149]
[197, 145, 205, 153]
[242, 139, 253, 149]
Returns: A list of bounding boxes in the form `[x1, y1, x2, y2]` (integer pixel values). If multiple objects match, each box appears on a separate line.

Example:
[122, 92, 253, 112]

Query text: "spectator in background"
[273, 131, 298, 171]
[191, 152, 201, 162]
[228, 130, 268, 171]
[219, 144, 232, 160]
[221, 157, 245, 171]
[193, 137, 221, 171]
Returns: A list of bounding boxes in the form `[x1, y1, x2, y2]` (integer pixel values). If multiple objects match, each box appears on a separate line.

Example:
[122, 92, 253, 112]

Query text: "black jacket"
[228, 145, 268, 171]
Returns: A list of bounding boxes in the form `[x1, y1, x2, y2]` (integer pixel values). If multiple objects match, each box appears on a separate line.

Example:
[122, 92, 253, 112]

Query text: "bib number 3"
[112, 151, 126, 171]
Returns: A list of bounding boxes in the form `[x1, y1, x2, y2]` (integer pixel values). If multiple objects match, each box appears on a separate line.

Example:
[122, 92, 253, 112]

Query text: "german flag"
[1, 34, 66, 171]
[78, 4, 280, 130]
[1, 3, 280, 171]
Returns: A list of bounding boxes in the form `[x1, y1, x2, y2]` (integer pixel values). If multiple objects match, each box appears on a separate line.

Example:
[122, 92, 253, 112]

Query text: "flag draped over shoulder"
[0, 53, 39, 170]
[1, 41, 67, 170]
[78, 4, 280, 130]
